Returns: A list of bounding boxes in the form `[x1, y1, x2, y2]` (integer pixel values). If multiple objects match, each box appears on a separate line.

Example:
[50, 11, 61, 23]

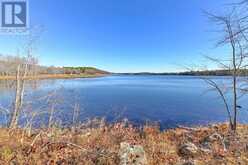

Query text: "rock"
[119, 142, 147, 165]
[178, 142, 199, 157]
[202, 133, 228, 151]
[181, 161, 195, 165]
[205, 133, 223, 143]
[199, 147, 212, 153]
[201, 133, 222, 150]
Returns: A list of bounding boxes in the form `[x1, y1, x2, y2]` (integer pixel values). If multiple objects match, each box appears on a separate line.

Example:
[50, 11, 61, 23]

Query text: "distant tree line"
[0, 55, 38, 76]
[121, 69, 248, 76]
[0, 55, 109, 76]
[176, 70, 248, 76]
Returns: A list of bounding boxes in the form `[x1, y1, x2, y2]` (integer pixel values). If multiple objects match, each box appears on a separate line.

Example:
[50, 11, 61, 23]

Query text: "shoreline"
[0, 73, 110, 80]
[0, 123, 247, 164]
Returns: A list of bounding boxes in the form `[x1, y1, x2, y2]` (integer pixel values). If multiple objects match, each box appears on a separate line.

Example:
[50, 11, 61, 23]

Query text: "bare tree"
[9, 55, 38, 129]
[204, 3, 248, 131]
[8, 27, 43, 129]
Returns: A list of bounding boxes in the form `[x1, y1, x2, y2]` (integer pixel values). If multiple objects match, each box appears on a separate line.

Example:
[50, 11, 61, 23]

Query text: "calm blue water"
[0, 75, 248, 129]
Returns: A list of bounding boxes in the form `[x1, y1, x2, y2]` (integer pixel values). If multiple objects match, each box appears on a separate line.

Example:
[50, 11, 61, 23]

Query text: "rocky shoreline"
[0, 122, 247, 164]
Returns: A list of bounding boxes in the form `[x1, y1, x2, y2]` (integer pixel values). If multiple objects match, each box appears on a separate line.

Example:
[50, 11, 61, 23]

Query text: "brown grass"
[0, 123, 248, 164]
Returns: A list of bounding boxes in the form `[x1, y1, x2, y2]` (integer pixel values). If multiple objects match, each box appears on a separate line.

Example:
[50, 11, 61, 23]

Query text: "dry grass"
[0, 123, 248, 164]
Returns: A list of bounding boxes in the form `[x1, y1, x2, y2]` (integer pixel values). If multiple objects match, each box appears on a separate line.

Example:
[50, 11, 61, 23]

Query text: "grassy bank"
[0, 73, 109, 80]
[0, 122, 248, 164]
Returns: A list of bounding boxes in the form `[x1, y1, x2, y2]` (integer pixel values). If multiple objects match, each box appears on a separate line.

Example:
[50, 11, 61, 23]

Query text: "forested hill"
[61, 67, 110, 75]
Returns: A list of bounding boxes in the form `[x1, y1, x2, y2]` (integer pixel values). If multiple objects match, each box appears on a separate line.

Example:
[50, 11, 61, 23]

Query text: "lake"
[0, 75, 248, 129]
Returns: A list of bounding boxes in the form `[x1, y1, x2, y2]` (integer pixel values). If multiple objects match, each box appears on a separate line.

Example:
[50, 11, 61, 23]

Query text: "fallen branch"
[177, 125, 200, 131]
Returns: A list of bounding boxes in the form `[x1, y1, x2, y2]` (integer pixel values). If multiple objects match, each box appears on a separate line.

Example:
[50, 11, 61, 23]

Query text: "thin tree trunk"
[73, 103, 80, 126]
[20, 63, 28, 107]
[233, 70, 237, 131]
[48, 104, 55, 128]
[9, 64, 28, 129]
[9, 65, 21, 128]
[231, 40, 238, 131]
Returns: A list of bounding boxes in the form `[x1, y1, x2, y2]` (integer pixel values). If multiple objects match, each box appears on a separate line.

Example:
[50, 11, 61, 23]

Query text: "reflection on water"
[0, 75, 248, 129]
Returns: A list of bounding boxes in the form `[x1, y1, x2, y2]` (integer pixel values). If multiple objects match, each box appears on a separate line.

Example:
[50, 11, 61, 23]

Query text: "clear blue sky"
[0, 0, 236, 73]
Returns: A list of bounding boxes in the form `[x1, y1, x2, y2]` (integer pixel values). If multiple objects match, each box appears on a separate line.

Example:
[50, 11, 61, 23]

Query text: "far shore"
[0, 73, 109, 80]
